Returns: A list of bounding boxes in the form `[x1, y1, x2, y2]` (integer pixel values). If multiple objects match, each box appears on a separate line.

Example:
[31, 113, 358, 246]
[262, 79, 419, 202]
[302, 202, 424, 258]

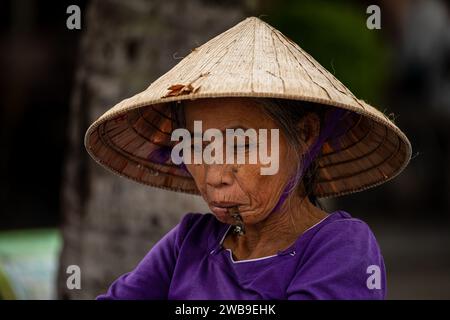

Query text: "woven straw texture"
[84, 16, 412, 199]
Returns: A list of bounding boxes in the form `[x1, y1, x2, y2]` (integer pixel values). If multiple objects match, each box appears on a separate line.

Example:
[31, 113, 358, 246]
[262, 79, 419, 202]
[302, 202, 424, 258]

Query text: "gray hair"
[249, 98, 326, 209]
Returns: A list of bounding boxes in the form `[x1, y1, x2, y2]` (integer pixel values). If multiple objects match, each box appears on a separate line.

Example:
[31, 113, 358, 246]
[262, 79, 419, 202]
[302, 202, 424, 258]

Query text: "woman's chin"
[211, 208, 259, 226]
[211, 207, 242, 224]
[214, 216, 233, 225]
[210, 212, 235, 225]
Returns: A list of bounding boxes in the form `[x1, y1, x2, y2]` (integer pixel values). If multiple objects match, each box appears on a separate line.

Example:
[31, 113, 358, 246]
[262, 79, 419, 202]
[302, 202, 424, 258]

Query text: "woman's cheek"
[245, 174, 286, 219]
[235, 178, 269, 221]
[186, 165, 204, 185]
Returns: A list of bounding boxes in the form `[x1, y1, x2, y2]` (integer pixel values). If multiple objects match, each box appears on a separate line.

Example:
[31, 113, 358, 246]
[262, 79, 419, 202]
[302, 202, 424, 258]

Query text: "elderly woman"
[86, 17, 411, 300]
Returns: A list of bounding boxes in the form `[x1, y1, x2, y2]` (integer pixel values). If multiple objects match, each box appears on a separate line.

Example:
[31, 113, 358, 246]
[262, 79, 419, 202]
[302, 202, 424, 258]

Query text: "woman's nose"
[205, 164, 235, 188]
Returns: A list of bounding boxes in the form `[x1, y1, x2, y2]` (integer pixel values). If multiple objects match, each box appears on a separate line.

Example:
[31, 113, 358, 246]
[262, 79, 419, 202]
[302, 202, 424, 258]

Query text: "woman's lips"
[210, 201, 240, 207]
[210, 206, 229, 217]
[209, 201, 241, 218]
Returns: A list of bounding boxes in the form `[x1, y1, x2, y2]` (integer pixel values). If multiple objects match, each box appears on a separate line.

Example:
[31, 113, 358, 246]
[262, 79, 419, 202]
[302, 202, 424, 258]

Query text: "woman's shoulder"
[289, 210, 387, 299]
[316, 210, 378, 238]
[301, 210, 383, 257]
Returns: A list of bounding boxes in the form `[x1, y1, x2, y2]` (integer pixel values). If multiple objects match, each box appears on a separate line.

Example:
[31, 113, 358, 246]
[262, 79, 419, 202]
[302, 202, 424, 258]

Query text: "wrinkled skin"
[183, 97, 328, 260]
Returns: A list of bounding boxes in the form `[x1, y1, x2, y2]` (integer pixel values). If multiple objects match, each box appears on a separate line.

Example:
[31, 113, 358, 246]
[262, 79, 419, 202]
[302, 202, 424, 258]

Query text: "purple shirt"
[96, 210, 386, 300]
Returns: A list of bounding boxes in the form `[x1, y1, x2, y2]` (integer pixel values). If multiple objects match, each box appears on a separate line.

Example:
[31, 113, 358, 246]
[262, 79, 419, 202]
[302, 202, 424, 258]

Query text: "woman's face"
[182, 97, 318, 226]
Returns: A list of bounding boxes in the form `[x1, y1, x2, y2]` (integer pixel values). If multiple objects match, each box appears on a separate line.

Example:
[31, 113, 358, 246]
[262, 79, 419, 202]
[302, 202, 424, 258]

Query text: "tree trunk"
[57, 0, 261, 299]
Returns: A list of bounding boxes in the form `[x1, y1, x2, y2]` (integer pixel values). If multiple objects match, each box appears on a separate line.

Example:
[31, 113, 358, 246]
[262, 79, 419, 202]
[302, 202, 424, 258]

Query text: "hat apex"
[85, 16, 412, 198]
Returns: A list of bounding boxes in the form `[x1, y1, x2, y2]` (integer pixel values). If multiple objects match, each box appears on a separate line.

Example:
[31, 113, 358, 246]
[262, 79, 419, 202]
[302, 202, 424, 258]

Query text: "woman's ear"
[297, 112, 321, 149]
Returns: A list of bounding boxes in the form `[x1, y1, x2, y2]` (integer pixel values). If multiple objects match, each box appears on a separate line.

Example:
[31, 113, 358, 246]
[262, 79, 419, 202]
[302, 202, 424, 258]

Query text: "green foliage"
[266, 0, 390, 107]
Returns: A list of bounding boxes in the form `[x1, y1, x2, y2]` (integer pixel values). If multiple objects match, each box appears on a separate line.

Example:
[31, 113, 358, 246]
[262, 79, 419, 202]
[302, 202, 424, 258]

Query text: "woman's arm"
[286, 219, 387, 300]
[96, 213, 193, 300]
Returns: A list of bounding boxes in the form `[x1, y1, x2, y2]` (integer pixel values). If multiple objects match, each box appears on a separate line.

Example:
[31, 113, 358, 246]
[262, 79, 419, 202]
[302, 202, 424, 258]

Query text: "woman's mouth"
[209, 201, 241, 217]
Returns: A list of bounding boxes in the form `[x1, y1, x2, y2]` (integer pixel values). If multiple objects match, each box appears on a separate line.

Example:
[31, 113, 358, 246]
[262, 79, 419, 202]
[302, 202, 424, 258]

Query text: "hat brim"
[84, 16, 412, 198]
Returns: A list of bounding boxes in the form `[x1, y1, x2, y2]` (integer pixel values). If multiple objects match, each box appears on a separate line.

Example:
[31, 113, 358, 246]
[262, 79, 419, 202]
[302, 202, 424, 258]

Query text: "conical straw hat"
[84, 16, 412, 199]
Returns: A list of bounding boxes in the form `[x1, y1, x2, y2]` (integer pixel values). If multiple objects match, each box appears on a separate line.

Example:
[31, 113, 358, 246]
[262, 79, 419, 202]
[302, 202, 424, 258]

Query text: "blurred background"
[0, 0, 449, 299]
